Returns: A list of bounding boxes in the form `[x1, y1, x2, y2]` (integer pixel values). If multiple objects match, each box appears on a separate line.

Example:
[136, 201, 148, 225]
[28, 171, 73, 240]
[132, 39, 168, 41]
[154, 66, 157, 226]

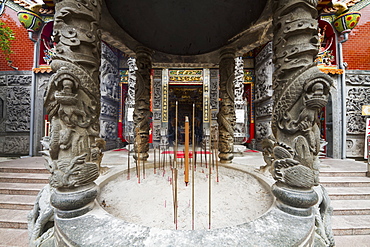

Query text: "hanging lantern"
[333, 11, 361, 33]
[17, 10, 44, 32]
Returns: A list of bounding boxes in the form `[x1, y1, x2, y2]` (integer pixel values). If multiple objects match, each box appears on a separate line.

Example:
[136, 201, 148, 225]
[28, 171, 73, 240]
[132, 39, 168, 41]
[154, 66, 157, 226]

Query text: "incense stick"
[192, 103, 195, 230]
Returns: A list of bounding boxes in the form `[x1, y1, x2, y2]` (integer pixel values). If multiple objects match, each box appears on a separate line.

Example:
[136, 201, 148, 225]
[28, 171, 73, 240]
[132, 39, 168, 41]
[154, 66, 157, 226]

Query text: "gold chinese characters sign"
[169, 69, 203, 84]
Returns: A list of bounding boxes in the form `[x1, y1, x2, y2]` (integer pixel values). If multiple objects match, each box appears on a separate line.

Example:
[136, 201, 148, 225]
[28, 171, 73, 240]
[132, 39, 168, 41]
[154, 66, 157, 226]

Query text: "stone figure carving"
[268, 1, 333, 233]
[40, 0, 103, 225]
[217, 49, 236, 163]
[133, 47, 153, 160]
[44, 68, 103, 188]
[313, 185, 335, 247]
[28, 184, 54, 247]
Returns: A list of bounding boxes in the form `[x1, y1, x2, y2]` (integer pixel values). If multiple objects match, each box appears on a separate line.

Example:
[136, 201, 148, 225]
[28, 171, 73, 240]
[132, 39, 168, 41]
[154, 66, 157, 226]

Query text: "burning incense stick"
[192, 103, 195, 230]
[185, 116, 190, 186]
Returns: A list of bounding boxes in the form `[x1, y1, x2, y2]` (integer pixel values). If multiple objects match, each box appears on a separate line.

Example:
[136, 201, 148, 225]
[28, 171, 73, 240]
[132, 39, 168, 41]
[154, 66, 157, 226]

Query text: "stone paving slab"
[0, 228, 28, 247]
[320, 158, 367, 172]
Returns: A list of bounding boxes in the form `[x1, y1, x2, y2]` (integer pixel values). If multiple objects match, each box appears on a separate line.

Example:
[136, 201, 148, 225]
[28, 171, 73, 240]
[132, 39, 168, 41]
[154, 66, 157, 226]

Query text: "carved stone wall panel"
[100, 43, 120, 150]
[7, 75, 32, 86]
[6, 86, 31, 132]
[102, 42, 118, 66]
[255, 100, 273, 118]
[254, 58, 273, 102]
[345, 71, 370, 158]
[101, 44, 120, 102]
[153, 124, 161, 141]
[255, 42, 272, 68]
[0, 87, 6, 131]
[101, 101, 118, 118]
[0, 76, 5, 86]
[2, 136, 29, 154]
[255, 121, 271, 142]
[153, 77, 162, 110]
[346, 87, 370, 134]
[100, 120, 117, 140]
[346, 136, 365, 157]
[346, 71, 370, 86]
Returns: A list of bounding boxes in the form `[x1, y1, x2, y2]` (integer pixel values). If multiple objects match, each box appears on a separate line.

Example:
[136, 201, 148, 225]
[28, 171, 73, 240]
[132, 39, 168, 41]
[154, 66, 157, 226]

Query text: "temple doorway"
[168, 85, 203, 145]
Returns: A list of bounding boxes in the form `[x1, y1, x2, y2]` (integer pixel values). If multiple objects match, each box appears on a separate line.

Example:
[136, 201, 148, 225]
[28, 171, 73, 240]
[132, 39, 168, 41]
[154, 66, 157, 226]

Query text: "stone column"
[217, 49, 236, 163]
[42, 0, 103, 218]
[133, 46, 153, 161]
[267, 0, 333, 217]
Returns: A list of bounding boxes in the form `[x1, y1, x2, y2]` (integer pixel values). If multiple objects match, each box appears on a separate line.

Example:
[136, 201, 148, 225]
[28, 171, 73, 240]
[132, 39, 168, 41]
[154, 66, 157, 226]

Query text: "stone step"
[331, 200, 370, 215]
[334, 235, 370, 247]
[0, 208, 28, 229]
[326, 187, 370, 200]
[0, 182, 45, 196]
[0, 166, 48, 174]
[332, 215, 370, 236]
[0, 194, 36, 210]
[0, 228, 29, 247]
[320, 171, 367, 177]
[320, 177, 370, 187]
[0, 172, 49, 184]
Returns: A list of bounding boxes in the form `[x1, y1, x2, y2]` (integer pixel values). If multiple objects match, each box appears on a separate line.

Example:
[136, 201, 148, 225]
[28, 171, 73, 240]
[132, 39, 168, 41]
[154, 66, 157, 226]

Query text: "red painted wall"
[342, 5, 370, 70]
[0, 6, 34, 71]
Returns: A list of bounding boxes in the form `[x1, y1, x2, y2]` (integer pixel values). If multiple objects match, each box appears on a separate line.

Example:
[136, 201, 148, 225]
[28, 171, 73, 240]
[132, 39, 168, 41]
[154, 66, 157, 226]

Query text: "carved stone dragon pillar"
[267, 0, 333, 224]
[133, 46, 153, 161]
[42, 0, 103, 218]
[217, 49, 236, 163]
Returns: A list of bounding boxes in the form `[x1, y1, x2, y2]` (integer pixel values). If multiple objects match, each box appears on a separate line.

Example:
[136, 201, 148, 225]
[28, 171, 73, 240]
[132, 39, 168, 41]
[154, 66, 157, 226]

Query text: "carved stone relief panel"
[2, 136, 29, 154]
[346, 71, 370, 86]
[346, 136, 365, 157]
[0, 76, 5, 86]
[153, 111, 161, 121]
[100, 60, 120, 101]
[255, 42, 272, 68]
[6, 86, 31, 132]
[255, 101, 273, 118]
[7, 75, 32, 86]
[100, 120, 117, 141]
[153, 124, 161, 141]
[210, 69, 219, 122]
[254, 59, 273, 102]
[102, 42, 118, 66]
[255, 121, 271, 143]
[345, 71, 370, 157]
[346, 87, 369, 135]
[153, 77, 162, 110]
[101, 101, 118, 118]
